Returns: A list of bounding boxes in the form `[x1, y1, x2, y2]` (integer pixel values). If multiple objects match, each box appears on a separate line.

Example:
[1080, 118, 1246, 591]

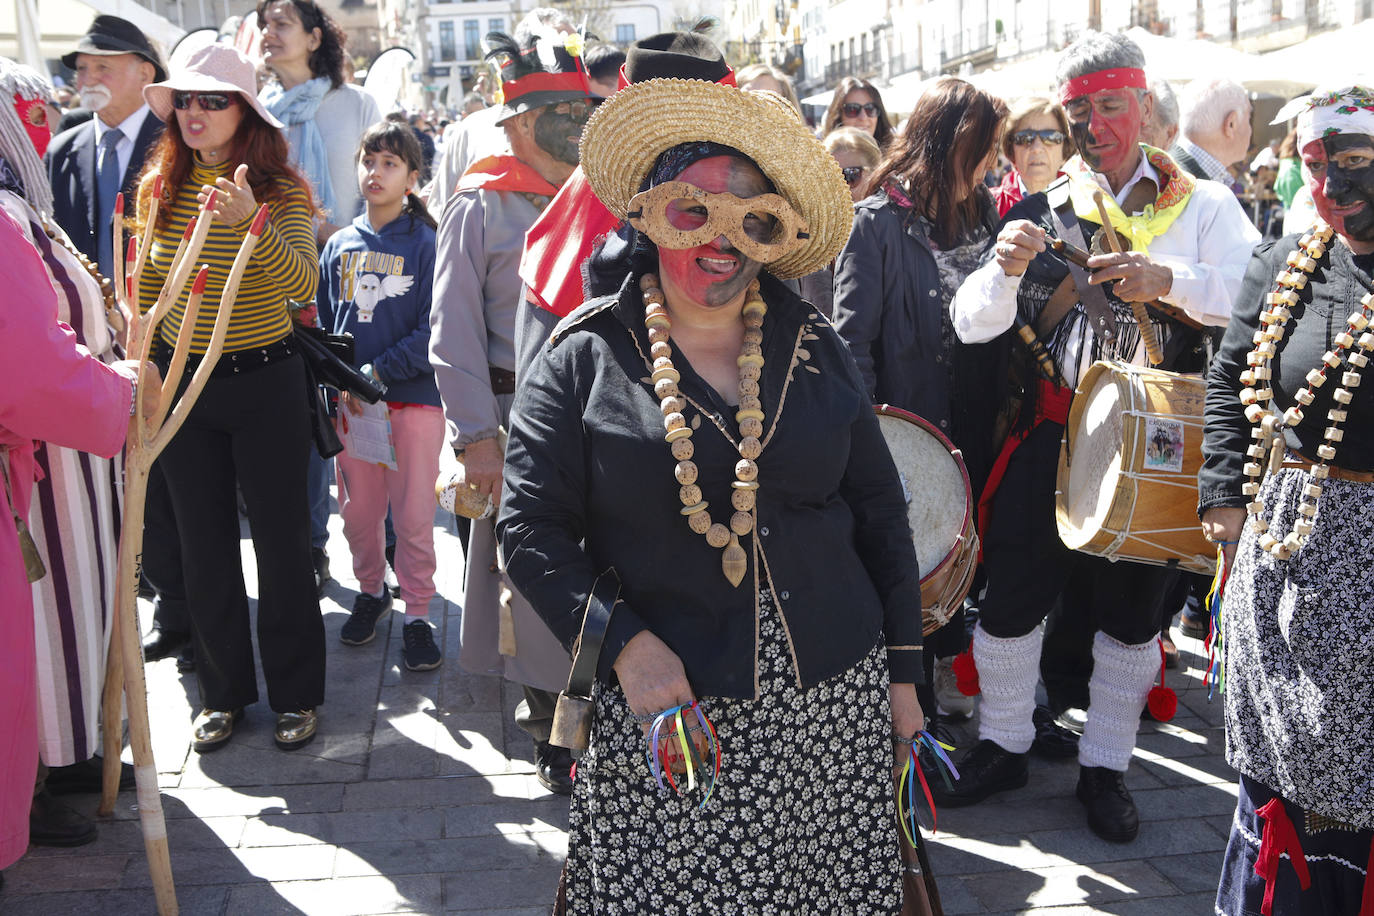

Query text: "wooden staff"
[99, 196, 270, 916]
[1091, 189, 1165, 366]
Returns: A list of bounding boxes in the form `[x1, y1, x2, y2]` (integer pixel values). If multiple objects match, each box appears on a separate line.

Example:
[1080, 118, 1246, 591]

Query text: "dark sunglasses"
[1011, 128, 1066, 147]
[841, 165, 866, 186]
[171, 91, 236, 112]
[842, 102, 878, 118]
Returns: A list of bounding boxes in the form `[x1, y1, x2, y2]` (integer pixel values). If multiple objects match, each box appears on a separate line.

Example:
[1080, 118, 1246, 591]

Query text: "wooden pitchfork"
[96, 180, 269, 916]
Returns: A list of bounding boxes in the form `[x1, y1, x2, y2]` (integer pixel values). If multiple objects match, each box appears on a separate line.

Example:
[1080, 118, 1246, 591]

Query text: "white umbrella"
[1261, 20, 1374, 94]
[800, 88, 833, 108]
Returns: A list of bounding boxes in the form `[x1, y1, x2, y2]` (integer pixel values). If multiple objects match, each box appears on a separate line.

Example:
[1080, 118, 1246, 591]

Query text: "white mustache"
[78, 85, 111, 111]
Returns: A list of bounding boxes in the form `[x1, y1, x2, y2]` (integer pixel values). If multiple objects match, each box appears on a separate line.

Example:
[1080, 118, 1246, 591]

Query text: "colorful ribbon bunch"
[896, 730, 960, 841]
[1203, 542, 1236, 699]
[645, 701, 722, 808]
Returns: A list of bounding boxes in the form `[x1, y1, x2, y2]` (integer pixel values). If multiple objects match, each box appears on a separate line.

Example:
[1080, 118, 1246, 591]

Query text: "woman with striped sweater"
[135, 44, 324, 752]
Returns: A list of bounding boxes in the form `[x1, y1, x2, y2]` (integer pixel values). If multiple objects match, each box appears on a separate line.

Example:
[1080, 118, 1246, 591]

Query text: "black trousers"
[157, 352, 325, 712]
[143, 460, 188, 634]
[980, 421, 1178, 646]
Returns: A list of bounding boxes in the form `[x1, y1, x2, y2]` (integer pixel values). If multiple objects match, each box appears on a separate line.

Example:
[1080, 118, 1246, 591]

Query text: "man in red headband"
[425, 30, 591, 796]
[941, 31, 1257, 842]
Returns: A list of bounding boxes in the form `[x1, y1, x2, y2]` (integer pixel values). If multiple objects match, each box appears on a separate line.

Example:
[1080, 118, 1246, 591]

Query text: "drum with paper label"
[874, 406, 978, 635]
[1055, 360, 1212, 575]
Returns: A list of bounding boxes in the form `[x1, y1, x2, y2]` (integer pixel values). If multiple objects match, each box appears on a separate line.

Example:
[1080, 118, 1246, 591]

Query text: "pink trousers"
[335, 404, 445, 614]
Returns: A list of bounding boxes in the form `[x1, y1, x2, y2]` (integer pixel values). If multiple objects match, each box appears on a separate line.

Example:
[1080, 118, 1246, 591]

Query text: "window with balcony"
[464, 19, 481, 59]
[615, 23, 636, 44]
[439, 21, 455, 61]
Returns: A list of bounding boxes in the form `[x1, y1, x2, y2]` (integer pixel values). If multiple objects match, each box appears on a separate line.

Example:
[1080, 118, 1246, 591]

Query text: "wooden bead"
[1328, 408, 1348, 423]
[705, 523, 731, 548]
[655, 377, 680, 399]
[1350, 352, 1369, 368]
[1306, 368, 1327, 387]
[729, 511, 753, 535]
[663, 412, 686, 432]
[671, 437, 694, 460]
[639, 273, 661, 291]
[737, 352, 765, 369]
[1350, 312, 1370, 331]
[1324, 350, 1344, 367]
[1317, 443, 1337, 460]
[740, 417, 764, 438]
[739, 363, 762, 382]
[679, 484, 702, 506]
[1239, 388, 1258, 405]
[743, 328, 763, 345]
[1358, 332, 1374, 350]
[1253, 329, 1269, 345]
[735, 408, 765, 424]
[1304, 482, 1323, 499]
[1283, 406, 1304, 426]
[738, 436, 762, 460]
[1244, 404, 1266, 423]
[665, 426, 693, 442]
[1246, 443, 1267, 459]
[1261, 415, 1279, 437]
[743, 313, 764, 329]
[1295, 389, 1314, 405]
[687, 509, 711, 534]
[1342, 371, 1362, 387]
[651, 365, 682, 385]
[643, 290, 665, 306]
[675, 460, 698, 484]
[646, 313, 671, 332]
[735, 458, 758, 481]
[650, 341, 672, 360]
[1298, 501, 1319, 517]
[739, 378, 760, 397]
[1242, 481, 1260, 496]
[731, 487, 756, 511]
[1240, 369, 1256, 386]
[1243, 461, 1263, 476]
[741, 343, 762, 358]
[1295, 519, 1315, 536]
[1258, 533, 1278, 551]
[680, 500, 709, 517]
[739, 395, 762, 412]
[660, 396, 686, 415]
[1333, 388, 1353, 404]
[741, 298, 766, 319]
[1336, 331, 1356, 348]
[648, 326, 670, 345]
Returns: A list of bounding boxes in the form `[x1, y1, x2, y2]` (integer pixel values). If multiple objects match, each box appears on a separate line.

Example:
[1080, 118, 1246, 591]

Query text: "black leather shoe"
[535, 741, 574, 796]
[142, 627, 190, 663]
[44, 756, 135, 796]
[312, 547, 331, 596]
[1031, 705, 1080, 759]
[1077, 765, 1140, 842]
[930, 739, 1028, 808]
[29, 789, 97, 847]
[1179, 605, 1210, 640]
[175, 642, 196, 673]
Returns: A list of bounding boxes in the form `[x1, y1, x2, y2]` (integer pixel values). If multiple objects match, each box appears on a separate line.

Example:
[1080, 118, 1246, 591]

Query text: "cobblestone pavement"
[0, 502, 1231, 915]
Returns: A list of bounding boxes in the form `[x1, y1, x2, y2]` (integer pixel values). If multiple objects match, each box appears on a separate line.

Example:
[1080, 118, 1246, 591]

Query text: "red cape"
[518, 167, 619, 317]
[458, 155, 560, 197]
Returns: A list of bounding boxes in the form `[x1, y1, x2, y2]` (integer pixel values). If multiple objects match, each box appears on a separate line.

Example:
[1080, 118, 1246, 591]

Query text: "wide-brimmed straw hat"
[580, 78, 852, 280]
[144, 44, 284, 129]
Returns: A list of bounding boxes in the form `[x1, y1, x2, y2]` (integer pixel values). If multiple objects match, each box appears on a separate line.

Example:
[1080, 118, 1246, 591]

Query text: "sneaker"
[340, 591, 391, 646]
[402, 620, 442, 671]
[933, 655, 975, 720]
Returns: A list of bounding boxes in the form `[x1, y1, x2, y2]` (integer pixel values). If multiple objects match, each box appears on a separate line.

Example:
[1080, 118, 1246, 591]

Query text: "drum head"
[875, 409, 970, 582]
[1060, 367, 1124, 545]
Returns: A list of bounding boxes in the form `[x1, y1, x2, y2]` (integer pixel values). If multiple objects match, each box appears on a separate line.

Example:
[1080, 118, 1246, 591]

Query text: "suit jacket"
[45, 112, 163, 265]
[1169, 144, 1209, 181]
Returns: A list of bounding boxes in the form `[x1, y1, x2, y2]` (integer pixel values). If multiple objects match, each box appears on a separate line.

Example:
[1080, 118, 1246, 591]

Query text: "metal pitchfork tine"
[98, 191, 271, 916]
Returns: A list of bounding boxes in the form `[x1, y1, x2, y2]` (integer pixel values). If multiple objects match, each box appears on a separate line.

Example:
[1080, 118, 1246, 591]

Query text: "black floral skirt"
[563, 590, 901, 915]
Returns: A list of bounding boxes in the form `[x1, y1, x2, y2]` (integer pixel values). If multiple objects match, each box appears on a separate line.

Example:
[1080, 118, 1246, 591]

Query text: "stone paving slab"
[0, 501, 1234, 914]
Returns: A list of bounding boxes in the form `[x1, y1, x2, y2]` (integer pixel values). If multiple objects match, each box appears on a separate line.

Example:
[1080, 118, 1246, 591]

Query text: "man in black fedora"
[46, 15, 165, 276]
[45, 18, 193, 681]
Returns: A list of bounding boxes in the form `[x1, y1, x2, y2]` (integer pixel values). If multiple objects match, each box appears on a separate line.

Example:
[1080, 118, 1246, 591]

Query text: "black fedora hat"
[62, 15, 167, 83]
[623, 32, 731, 84]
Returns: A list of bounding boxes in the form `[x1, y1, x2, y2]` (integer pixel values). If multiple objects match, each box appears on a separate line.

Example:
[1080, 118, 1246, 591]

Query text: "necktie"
[96, 126, 124, 278]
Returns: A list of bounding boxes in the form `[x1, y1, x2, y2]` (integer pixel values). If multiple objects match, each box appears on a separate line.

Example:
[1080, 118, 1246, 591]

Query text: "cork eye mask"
[627, 181, 810, 263]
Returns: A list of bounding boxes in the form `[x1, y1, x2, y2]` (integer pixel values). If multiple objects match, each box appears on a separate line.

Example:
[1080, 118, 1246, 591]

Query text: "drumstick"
[1092, 190, 1164, 367]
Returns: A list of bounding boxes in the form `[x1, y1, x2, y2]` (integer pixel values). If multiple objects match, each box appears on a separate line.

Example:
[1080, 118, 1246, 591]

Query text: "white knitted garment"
[972, 623, 1043, 754]
[1078, 631, 1159, 772]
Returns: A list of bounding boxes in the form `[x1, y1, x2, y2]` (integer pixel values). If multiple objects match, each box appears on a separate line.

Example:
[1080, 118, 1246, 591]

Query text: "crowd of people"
[0, 6, 1370, 914]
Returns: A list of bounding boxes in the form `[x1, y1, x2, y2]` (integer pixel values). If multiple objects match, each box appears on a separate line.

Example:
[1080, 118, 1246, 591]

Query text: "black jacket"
[45, 112, 164, 264]
[498, 271, 925, 698]
[831, 190, 1007, 496]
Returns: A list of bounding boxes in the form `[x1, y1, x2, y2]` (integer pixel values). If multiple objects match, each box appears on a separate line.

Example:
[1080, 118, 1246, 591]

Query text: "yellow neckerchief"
[1063, 145, 1195, 254]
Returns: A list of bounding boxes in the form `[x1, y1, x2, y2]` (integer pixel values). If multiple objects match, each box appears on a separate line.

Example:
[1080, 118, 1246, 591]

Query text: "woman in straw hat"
[136, 43, 325, 754]
[1201, 85, 1374, 914]
[498, 77, 923, 911]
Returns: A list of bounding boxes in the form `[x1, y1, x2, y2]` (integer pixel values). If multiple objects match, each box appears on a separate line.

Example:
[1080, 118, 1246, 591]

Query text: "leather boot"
[930, 739, 1028, 808]
[1076, 765, 1139, 842]
[535, 741, 574, 796]
[29, 789, 97, 847]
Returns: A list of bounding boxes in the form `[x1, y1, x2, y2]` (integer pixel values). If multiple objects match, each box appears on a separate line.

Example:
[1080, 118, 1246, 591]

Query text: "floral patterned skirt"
[563, 590, 901, 915]
[1222, 467, 1374, 830]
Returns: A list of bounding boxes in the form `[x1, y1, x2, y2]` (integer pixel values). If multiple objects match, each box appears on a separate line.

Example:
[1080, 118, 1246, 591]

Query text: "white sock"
[1079, 631, 1159, 772]
[972, 623, 1043, 754]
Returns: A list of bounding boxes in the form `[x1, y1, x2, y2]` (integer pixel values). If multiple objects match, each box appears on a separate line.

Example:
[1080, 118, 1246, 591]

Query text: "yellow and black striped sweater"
[138, 158, 318, 353]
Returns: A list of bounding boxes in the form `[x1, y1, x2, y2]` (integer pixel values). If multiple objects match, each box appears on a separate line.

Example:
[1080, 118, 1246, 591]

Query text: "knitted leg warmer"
[972, 623, 1043, 754]
[1079, 631, 1159, 772]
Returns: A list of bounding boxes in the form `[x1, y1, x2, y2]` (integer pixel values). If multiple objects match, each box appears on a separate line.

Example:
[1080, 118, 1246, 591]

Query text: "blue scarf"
[260, 76, 338, 219]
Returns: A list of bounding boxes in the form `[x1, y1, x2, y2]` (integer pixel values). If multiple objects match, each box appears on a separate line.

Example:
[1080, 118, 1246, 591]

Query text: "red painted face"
[13, 94, 49, 158]
[655, 156, 770, 309]
[1304, 135, 1374, 241]
[1064, 89, 1143, 176]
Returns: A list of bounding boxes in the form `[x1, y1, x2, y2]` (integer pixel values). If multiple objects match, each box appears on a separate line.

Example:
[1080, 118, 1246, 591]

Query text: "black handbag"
[293, 325, 386, 459]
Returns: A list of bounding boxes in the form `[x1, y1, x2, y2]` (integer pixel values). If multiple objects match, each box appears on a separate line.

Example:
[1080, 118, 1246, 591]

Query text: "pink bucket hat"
[144, 44, 284, 129]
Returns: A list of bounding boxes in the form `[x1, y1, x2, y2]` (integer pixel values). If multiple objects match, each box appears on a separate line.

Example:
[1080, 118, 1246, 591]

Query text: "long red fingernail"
[203, 189, 217, 211]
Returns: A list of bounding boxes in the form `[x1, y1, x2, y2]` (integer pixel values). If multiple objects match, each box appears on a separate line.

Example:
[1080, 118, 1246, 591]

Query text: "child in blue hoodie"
[318, 122, 444, 671]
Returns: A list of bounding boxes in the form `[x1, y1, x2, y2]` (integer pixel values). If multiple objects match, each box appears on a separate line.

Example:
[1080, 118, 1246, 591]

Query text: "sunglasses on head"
[171, 91, 236, 112]
[841, 165, 866, 186]
[1011, 128, 1066, 147]
[842, 102, 878, 118]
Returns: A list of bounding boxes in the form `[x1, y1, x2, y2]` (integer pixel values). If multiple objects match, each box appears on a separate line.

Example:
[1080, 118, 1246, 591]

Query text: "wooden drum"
[874, 406, 979, 635]
[1055, 360, 1213, 576]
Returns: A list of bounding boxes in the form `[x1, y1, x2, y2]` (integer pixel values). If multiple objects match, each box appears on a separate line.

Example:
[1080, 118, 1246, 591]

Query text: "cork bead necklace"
[1239, 220, 1374, 560]
[641, 272, 764, 588]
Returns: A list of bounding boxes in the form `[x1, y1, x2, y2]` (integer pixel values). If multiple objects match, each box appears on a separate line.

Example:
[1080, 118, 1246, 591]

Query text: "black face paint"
[1323, 133, 1374, 242]
[533, 103, 586, 167]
